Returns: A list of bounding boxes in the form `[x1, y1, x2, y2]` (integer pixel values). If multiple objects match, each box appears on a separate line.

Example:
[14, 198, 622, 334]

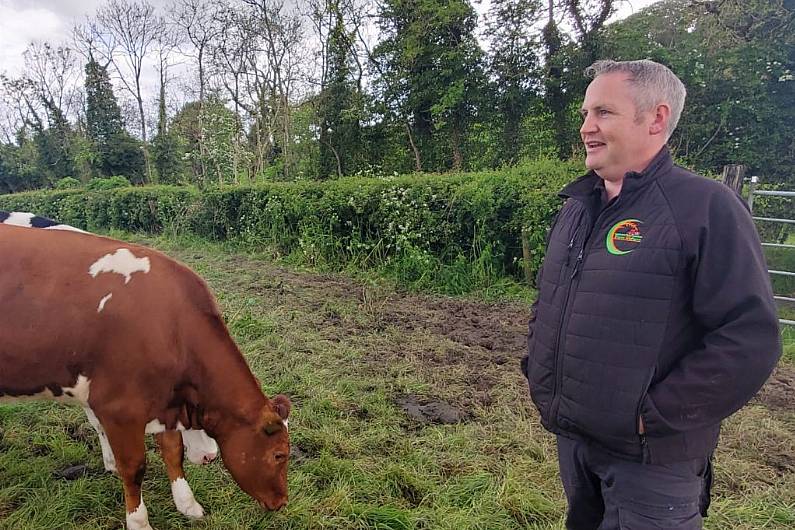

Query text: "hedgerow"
[0, 159, 582, 294]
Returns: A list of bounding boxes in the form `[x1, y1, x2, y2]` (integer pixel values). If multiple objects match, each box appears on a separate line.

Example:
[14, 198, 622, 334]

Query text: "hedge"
[0, 159, 583, 293]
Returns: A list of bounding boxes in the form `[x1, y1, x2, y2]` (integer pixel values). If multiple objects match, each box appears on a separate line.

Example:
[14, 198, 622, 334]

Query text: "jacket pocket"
[618, 501, 701, 530]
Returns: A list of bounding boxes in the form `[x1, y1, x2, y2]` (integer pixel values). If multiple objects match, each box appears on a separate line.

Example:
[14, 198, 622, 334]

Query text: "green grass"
[1, 234, 793, 529]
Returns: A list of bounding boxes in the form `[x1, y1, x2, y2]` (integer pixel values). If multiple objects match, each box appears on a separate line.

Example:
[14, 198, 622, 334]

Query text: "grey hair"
[585, 59, 686, 139]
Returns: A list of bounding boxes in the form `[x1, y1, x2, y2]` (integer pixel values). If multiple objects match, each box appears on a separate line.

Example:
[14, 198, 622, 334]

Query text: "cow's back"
[0, 224, 213, 405]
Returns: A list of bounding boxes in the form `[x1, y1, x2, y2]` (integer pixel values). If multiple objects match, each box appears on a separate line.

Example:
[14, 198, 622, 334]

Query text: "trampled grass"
[1, 234, 793, 529]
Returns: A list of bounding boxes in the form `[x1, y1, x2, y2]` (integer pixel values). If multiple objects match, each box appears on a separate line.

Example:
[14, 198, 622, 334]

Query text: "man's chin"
[584, 155, 601, 171]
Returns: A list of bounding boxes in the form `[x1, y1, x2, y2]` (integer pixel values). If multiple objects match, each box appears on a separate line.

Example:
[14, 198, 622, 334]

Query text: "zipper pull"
[570, 248, 584, 279]
[565, 235, 575, 266]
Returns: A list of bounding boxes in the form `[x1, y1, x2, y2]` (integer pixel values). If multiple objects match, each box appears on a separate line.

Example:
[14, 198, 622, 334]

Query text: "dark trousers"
[557, 435, 712, 530]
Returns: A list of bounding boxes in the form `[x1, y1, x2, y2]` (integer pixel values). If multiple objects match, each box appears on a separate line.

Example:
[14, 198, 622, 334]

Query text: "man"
[522, 59, 781, 529]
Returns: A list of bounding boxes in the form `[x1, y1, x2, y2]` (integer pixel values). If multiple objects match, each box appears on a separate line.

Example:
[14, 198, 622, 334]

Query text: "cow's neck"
[187, 322, 267, 433]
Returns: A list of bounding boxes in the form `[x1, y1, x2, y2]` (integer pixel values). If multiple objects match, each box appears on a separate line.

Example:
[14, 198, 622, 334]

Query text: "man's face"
[580, 72, 659, 182]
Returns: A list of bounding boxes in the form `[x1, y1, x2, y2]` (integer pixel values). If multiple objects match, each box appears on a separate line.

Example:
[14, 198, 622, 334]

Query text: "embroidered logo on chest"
[606, 219, 644, 255]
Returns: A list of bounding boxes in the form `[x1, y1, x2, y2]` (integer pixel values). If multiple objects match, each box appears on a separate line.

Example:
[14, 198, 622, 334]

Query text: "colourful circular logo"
[606, 219, 643, 255]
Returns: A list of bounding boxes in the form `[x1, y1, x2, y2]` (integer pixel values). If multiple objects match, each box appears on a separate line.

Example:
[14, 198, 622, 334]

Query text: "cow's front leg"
[102, 419, 152, 530]
[155, 430, 204, 519]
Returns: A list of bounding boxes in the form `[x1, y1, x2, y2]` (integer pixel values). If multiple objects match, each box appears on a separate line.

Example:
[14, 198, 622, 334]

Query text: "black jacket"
[523, 148, 781, 464]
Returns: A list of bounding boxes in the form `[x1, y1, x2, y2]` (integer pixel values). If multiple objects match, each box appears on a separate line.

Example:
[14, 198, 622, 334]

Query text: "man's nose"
[580, 114, 596, 135]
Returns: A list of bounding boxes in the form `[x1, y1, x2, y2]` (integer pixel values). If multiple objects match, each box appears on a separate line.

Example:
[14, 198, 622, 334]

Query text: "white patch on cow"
[182, 430, 219, 465]
[171, 477, 205, 519]
[126, 498, 153, 530]
[84, 407, 117, 472]
[88, 248, 150, 284]
[97, 293, 113, 313]
[144, 419, 167, 435]
[283, 419, 289, 432]
[43, 224, 87, 233]
[63, 375, 91, 405]
[3, 211, 35, 226]
[0, 374, 91, 405]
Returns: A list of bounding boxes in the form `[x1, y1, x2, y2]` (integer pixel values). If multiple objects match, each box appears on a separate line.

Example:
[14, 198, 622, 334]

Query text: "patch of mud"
[394, 394, 469, 425]
[764, 452, 795, 476]
[752, 365, 795, 413]
[382, 297, 530, 358]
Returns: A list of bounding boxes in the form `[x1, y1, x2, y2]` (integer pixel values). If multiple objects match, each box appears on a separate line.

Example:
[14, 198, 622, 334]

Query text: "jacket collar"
[560, 146, 673, 201]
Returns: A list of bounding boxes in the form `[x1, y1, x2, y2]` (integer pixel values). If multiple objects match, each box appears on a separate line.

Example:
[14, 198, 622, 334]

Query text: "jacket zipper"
[549, 196, 621, 430]
[636, 367, 656, 463]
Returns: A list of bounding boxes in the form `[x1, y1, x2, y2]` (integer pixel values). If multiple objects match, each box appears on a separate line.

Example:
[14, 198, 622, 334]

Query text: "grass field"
[1, 234, 793, 529]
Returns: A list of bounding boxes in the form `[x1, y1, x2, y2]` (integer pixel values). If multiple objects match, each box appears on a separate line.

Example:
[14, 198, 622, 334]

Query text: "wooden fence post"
[521, 228, 533, 287]
[721, 164, 747, 194]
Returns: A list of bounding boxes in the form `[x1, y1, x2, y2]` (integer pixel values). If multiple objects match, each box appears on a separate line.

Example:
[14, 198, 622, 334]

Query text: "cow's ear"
[273, 394, 291, 420]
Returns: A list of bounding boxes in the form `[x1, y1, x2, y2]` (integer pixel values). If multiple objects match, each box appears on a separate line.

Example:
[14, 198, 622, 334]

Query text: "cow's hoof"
[180, 500, 205, 519]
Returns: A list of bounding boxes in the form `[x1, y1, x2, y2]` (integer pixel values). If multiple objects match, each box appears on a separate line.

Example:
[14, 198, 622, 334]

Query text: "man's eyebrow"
[580, 105, 610, 114]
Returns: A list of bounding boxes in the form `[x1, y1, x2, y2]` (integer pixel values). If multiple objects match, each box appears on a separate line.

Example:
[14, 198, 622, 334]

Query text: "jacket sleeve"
[641, 187, 781, 436]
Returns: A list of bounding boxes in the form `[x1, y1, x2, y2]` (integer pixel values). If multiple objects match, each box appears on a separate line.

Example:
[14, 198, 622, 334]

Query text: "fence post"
[721, 164, 747, 194]
[747, 175, 758, 213]
[521, 228, 534, 287]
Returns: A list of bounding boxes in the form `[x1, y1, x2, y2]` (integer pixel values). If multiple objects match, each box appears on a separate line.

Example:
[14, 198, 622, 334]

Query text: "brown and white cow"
[0, 222, 291, 530]
[1, 211, 220, 519]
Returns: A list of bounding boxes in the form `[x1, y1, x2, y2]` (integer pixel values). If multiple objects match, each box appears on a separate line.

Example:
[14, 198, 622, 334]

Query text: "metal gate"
[747, 176, 795, 326]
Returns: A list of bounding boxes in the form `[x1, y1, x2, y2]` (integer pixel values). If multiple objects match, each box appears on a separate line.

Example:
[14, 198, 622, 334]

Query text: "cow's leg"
[84, 407, 117, 472]
[155, 431, 204, 519]
[101, 419, 152, 530]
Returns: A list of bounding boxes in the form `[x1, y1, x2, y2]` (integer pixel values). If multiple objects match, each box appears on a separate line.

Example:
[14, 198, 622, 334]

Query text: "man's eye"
[599, 109, 610, 116]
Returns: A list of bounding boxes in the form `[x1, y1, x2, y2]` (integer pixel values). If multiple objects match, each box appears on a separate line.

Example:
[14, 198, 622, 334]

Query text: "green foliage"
[85, 175, 131, 191]
[54, 177, 80, 190]
[601, 0, 795, 187]
[0, 159, 581, 292]
[171, 98, 245, 186]
[316, 3, 364, 180]
[0, 138, 49, 194]
[372, 0, 485, 172]
[485, 0, 543, 166]
[84, 59, 145, 183]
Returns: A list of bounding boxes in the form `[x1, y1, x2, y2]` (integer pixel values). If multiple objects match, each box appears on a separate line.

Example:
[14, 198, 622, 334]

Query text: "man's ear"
[649, 103, 671, 136]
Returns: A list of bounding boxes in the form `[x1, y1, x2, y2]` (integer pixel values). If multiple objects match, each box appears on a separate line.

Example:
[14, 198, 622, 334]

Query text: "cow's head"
[217, 394, 291, 510]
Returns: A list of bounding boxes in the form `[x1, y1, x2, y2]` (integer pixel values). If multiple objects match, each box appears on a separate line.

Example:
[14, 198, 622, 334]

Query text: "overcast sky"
[0, 0, 662, 79]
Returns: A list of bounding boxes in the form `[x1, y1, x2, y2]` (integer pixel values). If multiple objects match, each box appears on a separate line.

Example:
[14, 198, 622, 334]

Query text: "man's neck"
[604, 179, 623, 201]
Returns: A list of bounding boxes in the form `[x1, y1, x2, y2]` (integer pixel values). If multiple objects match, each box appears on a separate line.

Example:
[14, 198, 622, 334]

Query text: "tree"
[485, 0, 543, 165]
[241, 0, 306, 179]
[95, 0, 164, 145]
[309, 0, 364, 178]
[84, 58, 145, 182]
[152, 27, 184, 184]
[601, 0, 794, 186]
[0, 42, 82, 185]
[373, 0, 485, 172]
[171, 98, 241, 185]
[538, 0, 618, 158]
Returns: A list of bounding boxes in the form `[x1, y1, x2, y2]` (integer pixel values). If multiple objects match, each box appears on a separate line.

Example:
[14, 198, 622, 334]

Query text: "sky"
[0, 0, 663, 79]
